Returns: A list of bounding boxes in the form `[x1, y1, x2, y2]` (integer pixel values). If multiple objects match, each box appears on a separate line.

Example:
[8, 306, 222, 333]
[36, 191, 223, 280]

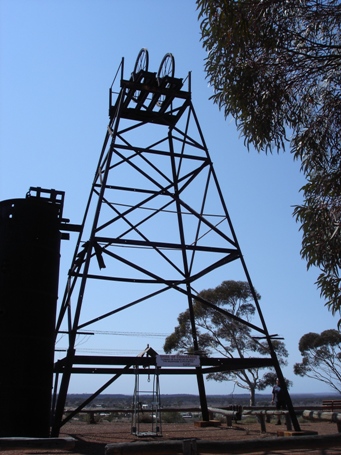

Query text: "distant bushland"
[65, 392, 339, 409]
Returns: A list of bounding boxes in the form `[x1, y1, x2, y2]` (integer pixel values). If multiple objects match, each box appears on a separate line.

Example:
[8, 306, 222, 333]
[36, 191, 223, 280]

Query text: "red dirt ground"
[1, 419, 341, 455]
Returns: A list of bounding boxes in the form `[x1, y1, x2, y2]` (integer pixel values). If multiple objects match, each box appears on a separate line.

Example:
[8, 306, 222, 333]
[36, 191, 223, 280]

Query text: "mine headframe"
[51, 49, 300, 436]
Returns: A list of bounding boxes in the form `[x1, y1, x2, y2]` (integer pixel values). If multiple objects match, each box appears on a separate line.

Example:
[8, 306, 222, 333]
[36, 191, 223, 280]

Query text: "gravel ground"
[1, 419, 341, 455]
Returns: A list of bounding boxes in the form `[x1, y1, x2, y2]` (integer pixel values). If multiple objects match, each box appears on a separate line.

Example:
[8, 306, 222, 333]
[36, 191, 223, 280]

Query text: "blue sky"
[1, 0, 338, 398]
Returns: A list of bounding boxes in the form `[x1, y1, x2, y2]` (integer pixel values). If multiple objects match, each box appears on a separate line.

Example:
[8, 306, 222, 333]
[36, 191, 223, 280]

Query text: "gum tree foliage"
[163, 280, 290, 405]
[294, 329, 341, 393]
[197, 0, 341, 323]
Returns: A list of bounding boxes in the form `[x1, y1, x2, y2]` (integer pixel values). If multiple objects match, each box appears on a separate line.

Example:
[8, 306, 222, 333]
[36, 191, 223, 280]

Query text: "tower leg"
[51, 349, 74, 436]
[196, 368, 209, 421]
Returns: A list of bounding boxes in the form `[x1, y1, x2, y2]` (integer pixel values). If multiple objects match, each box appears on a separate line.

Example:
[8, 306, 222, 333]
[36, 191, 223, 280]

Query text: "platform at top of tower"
[109, 69, 191, 126]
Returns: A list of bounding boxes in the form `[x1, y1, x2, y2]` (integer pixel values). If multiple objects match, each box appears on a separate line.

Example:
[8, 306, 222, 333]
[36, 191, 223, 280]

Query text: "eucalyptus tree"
[294, 329, 341, 393]
[197, 0, 341, 323]
[164, 280, 290, 405]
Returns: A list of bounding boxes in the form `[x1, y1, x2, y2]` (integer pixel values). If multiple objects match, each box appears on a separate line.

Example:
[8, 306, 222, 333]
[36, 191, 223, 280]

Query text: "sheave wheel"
[133, 48, 149, 79]
[157, 53, 175, 80]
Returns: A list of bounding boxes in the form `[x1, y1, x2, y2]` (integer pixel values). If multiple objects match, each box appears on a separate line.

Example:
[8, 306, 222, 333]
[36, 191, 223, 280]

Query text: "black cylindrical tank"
[0, 197, 61, 437]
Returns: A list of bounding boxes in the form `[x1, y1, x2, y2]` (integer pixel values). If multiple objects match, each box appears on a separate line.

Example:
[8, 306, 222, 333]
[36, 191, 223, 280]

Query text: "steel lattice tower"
[51, 50, 300, 435]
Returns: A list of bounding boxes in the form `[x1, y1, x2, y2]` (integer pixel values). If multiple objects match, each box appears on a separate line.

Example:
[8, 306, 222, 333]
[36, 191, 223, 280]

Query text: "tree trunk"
[249, 386, 256, 406]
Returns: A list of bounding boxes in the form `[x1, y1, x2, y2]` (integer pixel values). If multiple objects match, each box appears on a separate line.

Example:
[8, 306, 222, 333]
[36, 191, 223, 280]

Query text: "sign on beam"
[156, 354, 200, 367]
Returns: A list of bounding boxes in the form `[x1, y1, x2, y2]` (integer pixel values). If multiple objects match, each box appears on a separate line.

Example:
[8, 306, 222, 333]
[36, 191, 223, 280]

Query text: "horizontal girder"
[54, 355, 274, 374]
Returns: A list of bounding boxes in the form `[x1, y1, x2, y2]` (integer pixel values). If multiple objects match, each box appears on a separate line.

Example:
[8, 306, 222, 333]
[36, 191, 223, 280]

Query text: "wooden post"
[285, 412, 292, 431]
[226, 415, 233, 427]
[258, 413, 267, 433]
[89, 411, 96, 424]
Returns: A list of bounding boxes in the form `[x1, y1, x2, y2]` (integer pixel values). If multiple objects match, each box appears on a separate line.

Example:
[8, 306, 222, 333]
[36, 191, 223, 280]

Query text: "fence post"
[259, 413, 266, 433]
[285, 412, 292, 431]
[89, 412, 96, 424]
[226, 415, 233, 427]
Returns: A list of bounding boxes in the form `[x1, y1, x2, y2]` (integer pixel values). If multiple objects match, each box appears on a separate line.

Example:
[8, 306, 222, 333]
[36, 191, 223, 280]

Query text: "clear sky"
[1, 0, 338, 398]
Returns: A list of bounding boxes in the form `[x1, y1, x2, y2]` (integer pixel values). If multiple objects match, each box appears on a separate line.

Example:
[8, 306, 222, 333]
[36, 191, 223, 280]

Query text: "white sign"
[156, 354, 200, 367]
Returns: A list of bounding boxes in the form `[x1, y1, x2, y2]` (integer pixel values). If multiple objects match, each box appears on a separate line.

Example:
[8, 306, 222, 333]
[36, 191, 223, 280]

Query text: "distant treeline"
[65, 393, 339, 408]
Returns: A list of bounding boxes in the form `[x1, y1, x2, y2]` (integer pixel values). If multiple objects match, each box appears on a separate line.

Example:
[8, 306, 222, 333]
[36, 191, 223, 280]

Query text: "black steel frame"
[51, 53, 300, 436]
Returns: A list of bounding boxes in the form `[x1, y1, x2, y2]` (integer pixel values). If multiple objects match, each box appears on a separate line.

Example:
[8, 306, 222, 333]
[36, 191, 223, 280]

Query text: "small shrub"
[162, 412, 185, 423]
[86, 412, 100, 424]
[241, 416, 258, 424]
